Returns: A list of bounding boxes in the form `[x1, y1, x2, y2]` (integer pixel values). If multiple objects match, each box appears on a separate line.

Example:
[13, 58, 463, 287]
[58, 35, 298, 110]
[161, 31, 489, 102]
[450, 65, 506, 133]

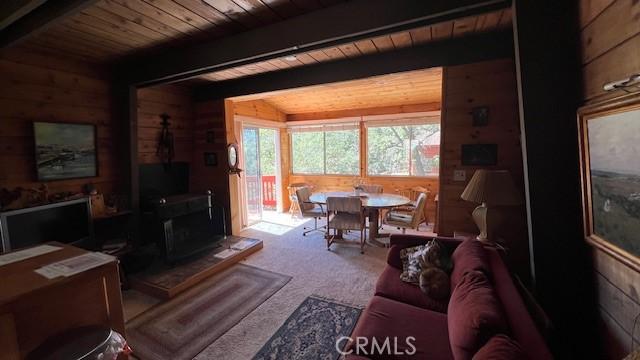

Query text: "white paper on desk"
[34, 266, 64, 279]
[43, 252, 115, 277]
[0, 245, 62, 266]
[214, 249, 238, 259]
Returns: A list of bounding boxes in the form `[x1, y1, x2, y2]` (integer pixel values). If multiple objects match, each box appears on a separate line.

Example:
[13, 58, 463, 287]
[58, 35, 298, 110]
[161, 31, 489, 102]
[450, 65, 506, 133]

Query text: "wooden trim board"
[130, 237, 263, 299]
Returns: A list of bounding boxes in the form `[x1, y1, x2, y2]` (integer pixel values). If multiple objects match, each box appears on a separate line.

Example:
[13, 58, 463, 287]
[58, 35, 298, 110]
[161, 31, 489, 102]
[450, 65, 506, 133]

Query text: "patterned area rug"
[253, 296, 362, 360]
[126, 264, 291, 360]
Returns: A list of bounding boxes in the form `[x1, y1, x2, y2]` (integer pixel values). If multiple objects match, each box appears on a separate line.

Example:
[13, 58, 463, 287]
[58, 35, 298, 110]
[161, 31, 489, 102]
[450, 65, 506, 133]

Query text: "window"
[290, 124, 359, 175]
[367, 123, 440, 176]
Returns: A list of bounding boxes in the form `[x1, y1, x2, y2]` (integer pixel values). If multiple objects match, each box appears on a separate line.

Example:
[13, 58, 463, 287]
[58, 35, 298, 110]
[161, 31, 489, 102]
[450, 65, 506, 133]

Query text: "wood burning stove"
[144, 191, 226, 263]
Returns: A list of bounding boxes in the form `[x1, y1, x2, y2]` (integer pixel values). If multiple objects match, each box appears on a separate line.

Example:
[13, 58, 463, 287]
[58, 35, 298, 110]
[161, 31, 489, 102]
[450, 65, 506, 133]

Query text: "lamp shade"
[460, 170, 522, 206]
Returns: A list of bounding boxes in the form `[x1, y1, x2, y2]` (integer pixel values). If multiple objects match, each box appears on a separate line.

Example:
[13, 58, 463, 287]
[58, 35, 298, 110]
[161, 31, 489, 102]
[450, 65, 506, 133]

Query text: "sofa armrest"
[387, 235, 462, 269]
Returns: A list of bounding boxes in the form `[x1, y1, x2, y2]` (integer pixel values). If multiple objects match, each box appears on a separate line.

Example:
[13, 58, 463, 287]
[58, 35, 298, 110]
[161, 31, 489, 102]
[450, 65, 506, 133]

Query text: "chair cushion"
[348, 296, 453, 360]
[451, 239, 491, 289]
[301, 205, 325, 217]
[448, 271, 508, 360]
[375, 265, 448, 313]
[329, 213, 363, 229]
[472, 335, 527, 360]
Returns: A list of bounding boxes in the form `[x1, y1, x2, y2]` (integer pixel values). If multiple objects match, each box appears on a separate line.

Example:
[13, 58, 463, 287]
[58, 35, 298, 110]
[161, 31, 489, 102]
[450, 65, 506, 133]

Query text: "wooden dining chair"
[288, 182, 313, 217]
[326, 196, 366, 254]
[354, 184, 383, 193]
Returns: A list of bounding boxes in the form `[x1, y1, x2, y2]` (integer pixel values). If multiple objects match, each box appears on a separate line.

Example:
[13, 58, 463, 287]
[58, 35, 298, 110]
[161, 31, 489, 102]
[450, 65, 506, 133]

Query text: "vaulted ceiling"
[231, 67, 443, 115]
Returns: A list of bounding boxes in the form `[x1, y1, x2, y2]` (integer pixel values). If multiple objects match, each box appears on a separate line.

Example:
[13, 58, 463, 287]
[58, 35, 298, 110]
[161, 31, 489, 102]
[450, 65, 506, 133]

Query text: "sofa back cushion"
[472, 335, 526, 360]
[451, 239, 490, 289]
[448, 270, 508, 360]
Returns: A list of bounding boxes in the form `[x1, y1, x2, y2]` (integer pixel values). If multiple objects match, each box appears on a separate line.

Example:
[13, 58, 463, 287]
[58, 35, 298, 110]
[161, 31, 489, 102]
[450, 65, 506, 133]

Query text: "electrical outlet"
[454, 170, 466, 182]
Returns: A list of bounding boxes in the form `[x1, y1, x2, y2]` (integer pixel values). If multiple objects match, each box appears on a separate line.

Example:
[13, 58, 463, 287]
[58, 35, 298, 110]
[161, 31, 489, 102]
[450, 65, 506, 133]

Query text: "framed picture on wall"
[578, 93, 640, 271]
[461, 144, 498, 166]
[33, 122, 98, 181]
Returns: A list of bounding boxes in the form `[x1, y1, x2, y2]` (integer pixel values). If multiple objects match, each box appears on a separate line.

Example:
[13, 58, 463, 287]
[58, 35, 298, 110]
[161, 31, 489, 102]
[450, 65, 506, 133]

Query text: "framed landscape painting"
[578, 94, 640, 271]
[34, 122, 98, 181]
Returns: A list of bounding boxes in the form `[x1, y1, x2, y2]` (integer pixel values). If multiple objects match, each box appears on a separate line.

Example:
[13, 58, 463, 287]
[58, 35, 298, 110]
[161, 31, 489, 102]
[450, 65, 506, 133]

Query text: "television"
[0, 198, 94, 253]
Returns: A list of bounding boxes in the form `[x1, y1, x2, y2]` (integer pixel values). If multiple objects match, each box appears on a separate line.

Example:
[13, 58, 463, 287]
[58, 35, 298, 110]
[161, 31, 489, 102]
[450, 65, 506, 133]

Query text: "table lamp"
[460, 170, 521, 244]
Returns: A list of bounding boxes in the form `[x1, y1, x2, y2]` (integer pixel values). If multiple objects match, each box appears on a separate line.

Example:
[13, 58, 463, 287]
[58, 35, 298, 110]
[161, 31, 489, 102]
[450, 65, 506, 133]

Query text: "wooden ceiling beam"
[120, 0, 511, 86]
[194, 30, 514, 101]
[0, 0, 98, 48]
[0, 0, 47, 31]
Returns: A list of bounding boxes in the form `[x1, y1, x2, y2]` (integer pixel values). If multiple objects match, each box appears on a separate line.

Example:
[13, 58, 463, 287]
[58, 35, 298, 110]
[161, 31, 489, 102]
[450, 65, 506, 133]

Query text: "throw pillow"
[473, 335, 527, 360]
[399, 240, 441, 284]
[419, 267, 450, 300]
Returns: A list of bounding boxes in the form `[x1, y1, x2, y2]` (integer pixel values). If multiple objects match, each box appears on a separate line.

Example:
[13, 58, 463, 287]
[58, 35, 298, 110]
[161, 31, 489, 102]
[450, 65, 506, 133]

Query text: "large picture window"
[367, 122, 440, 176]
[290, 124, 359, 175]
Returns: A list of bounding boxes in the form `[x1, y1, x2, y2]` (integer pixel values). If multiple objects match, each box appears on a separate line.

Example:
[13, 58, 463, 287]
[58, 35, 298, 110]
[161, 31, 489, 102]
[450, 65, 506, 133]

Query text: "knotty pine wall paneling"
[439, 58, 529, 278]
[0, 46, 121, 197]
[137, 84, 195, 164]
[191, 99, 232, 234]
[579, 0, 640, 357]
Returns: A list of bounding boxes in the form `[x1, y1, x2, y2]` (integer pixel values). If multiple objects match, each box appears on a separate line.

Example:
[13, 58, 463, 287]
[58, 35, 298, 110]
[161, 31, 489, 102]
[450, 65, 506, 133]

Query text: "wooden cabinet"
[0, 244, 125, 360]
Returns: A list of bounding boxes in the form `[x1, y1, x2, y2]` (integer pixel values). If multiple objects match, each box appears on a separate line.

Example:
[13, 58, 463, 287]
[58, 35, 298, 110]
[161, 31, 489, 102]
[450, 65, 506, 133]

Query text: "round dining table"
[309, 191, 411, 247]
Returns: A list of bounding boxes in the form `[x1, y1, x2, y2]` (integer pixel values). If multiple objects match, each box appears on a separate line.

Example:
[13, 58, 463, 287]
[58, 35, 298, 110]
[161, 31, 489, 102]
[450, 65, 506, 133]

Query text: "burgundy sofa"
[344, 235, 552, 360]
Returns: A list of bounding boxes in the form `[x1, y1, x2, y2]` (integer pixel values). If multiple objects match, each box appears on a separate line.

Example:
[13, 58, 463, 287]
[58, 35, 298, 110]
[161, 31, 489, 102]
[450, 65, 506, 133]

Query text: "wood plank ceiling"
[231, 67, 443, 114]
[193, 8, 511, 84]
[19, 0, 348, 63]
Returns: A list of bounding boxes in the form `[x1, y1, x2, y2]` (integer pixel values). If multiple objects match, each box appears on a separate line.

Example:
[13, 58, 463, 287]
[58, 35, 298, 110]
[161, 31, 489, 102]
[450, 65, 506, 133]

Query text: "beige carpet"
[123, 216, 434, 360]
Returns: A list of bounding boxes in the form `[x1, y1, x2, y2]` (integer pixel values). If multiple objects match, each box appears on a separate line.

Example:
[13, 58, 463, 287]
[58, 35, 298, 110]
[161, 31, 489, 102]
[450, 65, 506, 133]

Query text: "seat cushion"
[472, 335, 527, 360]
[375, 265, 448, 313]
[329, 212, 363, 229]
[348, 296, 453, 360]
[450, 239, 491, 288]
[448, 271, 508, 360]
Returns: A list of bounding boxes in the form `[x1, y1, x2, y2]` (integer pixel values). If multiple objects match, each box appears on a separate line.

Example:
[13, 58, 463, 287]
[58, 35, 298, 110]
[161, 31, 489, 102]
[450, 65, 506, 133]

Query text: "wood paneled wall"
[191, 99, 232, 234]
[137, 85, 194, 164]
[579, 1, 640, 357]
[0, 46, 121, 196]
[439, 59, 529, 275]
[233, 99, 286, 122]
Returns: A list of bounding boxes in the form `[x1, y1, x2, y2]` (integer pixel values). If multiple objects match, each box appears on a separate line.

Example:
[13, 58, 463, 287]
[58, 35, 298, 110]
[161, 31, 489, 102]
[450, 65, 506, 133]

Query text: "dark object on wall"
[204, 152, 217, 166]
[206, 130, 215, 143]
[578, 94, 640, 272]
[34, 122, 97, 181]
[0, 197, 94, 253]
[139, 162, 190, 211]
[461, 144, 498, 166]
[156, 113, 175, 169]
[472, 106, 489, 126]
[227, 143, 243, 177]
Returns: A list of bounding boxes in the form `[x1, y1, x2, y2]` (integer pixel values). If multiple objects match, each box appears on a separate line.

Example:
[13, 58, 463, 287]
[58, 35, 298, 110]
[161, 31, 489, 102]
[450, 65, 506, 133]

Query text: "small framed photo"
[204, 152, 217, 166]
[461, 144, 497, 166]
[472, 106, 489, 127]
[578, 94, 640, 271]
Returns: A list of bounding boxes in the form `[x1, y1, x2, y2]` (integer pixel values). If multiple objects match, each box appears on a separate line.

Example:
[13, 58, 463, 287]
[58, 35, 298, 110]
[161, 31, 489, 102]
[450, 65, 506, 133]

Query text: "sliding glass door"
[242, 127, 262, 224]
